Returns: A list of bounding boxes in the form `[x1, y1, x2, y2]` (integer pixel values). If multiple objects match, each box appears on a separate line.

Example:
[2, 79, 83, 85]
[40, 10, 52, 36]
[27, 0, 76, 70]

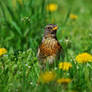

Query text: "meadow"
[0, 0, 92, 92]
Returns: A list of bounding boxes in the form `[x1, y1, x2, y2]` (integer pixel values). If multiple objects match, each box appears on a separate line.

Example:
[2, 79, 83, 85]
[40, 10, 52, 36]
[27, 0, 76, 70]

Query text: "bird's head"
[44, 24, 58, 38]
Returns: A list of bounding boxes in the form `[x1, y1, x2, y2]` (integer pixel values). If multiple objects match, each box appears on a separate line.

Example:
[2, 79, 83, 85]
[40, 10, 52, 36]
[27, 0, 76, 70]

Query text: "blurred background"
[0, 0, 92, 53]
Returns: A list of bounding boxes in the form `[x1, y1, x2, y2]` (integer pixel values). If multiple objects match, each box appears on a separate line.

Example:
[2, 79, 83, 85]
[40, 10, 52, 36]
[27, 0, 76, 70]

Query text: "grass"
[0, 0, 92, 92]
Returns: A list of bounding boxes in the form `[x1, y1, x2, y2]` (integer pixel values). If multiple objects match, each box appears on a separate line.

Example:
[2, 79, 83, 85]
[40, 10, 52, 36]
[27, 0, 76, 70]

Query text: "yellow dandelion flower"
[46, 4, 58, 12]
[70, 14, 78, 20]
[59, 62, 72, 71]
[57, 78, 71, 84]
[0, 48, 7, 56]
[39, 71, 56, 83]
[76, 53, 92, 63]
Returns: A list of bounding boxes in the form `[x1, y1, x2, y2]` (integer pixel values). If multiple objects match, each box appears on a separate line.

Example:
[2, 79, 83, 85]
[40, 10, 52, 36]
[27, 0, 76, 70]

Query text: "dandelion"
[38, 71, 56, 83]
[57, 78, 71, 84]
[70, 14, 78, 20]
[59, 62, 72, 71]
[46, 4, 58, 12]
[75, 53, 92, 63]
[0, 48, 7, 56]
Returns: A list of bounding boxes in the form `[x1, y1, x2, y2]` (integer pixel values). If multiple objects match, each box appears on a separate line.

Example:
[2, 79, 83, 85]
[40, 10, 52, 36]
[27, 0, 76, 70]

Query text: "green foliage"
[0, 0, 92, 92]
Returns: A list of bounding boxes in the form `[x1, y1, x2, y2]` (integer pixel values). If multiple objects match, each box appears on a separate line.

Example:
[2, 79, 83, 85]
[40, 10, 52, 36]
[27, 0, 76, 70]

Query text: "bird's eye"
[48, 27, 51, 29]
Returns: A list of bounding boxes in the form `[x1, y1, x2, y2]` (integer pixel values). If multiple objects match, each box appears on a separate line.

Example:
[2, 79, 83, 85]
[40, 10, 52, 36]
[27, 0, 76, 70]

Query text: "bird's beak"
[52, 26, 58, 31]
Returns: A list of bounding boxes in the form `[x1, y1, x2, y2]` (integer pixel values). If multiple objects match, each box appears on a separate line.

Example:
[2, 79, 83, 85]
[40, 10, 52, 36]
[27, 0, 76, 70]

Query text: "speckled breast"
[39, 38, 61, 57]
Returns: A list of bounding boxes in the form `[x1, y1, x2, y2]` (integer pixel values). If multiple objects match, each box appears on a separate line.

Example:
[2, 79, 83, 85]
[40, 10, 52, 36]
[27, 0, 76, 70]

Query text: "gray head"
[44, 24, 58, 38]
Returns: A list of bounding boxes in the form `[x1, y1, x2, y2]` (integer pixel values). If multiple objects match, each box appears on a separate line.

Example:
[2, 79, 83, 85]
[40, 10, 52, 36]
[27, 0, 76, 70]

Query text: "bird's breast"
[39, 38, 61, 56]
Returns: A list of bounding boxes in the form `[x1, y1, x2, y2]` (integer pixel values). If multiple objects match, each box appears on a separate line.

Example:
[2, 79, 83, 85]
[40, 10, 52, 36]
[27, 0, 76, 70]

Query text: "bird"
[37, 24, 63, 69]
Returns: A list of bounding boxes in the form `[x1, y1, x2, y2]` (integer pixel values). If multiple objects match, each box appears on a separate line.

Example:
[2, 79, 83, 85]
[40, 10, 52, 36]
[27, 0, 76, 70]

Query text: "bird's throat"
[44, 33, 56, 39]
